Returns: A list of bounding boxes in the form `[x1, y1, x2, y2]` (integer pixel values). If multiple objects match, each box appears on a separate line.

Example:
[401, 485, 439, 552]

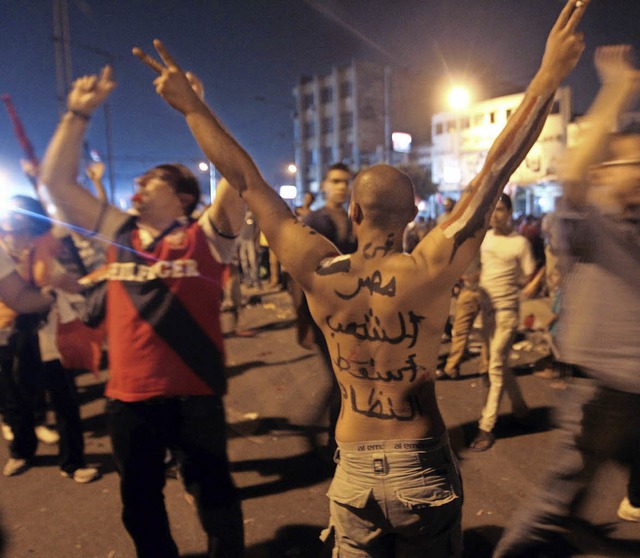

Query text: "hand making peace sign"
[133, 40, 205, 114]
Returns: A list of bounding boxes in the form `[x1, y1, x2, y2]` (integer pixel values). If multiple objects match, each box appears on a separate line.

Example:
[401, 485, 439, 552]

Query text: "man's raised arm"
[561, 45, 640, 205]
[38, 67, 126, 236]
[133, 41, 339, 290]
[417, 0, 588, 282]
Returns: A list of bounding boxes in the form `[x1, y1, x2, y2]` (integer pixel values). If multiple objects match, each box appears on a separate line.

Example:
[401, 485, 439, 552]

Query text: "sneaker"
[35, 425, 59, 444]
[1, 422, 13, 442]
[3, 457, 29, 477]
[436, 368, 459, 380]
[617, 497, 640, 522]
[61, 467, 101, 484]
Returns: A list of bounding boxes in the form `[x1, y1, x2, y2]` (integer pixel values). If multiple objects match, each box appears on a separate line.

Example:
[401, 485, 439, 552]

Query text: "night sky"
[1, 0, 638, 206]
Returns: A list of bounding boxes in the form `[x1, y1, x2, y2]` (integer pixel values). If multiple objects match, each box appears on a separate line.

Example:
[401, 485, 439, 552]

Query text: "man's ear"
[350, 202, 363, 225]
[178, 193, 196, 214]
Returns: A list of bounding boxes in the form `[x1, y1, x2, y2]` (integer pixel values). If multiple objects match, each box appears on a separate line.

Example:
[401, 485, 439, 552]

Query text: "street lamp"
[447, 86, 471, 111]
[445, 85, 473, 193]
[199, 161, 216, 204]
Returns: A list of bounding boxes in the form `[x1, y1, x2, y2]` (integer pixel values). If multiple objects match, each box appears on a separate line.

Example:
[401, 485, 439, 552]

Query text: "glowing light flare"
[448, 86, 471, 111]
[198, 162, 209, 172]
[279, 185, 297, 200]
[287, 164, 297, 174]
[392, 132, 412, 153]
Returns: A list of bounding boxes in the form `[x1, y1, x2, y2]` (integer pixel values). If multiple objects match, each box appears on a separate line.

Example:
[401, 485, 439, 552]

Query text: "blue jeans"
[322, 434, 463, 557]
[493, 377, 640, 557]
[106, 395, 244, 558]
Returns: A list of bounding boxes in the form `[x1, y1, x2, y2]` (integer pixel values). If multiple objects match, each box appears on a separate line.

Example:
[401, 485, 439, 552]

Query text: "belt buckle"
[373, 453, 387, 474]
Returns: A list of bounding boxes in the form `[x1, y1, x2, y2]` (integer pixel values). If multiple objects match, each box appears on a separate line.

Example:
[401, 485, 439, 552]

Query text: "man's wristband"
[68, 109, 91, 122]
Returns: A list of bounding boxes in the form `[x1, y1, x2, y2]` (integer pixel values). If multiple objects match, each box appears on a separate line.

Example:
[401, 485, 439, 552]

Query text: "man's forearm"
[39, 111, 113, 231]
[39, 111, 86, 194]
[562, 79, 638, 189]
[0, 273, 54, 314]
[183, 102, 292, 221]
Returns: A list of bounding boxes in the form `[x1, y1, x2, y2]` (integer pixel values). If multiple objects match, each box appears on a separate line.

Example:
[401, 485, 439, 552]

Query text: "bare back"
[306, 236, 452, 443]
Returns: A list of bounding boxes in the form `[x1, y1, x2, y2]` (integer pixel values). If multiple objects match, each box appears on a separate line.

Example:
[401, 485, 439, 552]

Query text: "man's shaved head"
[351, 164, 416, 228]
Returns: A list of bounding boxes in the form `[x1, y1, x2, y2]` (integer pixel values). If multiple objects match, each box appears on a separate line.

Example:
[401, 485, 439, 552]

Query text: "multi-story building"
[431, 87, 573, 214]
[292, 60, 431, 197]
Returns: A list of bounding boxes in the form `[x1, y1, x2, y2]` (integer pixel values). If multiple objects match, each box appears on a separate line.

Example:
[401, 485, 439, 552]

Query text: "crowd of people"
[1, 0, 639, 556]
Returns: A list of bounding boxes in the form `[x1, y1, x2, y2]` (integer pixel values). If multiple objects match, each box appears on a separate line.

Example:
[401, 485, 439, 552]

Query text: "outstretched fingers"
[561, 0, 589, 33]
[132, 47, 165, 74]
[98, 65, 116, 91]
[152, 39, 182, 71]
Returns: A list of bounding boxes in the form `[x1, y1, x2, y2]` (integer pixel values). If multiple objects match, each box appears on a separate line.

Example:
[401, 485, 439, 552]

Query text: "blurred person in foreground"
[494, 45, 640, 557]
[38, 69, 246, 556]
[134, 1, 587, 554]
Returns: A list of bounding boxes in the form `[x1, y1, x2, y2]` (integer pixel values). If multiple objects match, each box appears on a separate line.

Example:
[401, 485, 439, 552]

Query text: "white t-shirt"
[0, 247, 15, 281]
[480, 229, 536, 311]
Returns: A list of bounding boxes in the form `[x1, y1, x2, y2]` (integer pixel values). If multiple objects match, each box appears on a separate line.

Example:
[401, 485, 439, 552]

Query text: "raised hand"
[595, 45, 639, 85]
[540, 0, 589, 83]
[186, 71, 205, 101]
[86, 160, 105, 183]
[133, 40, 203, 114]
[67, 65, 116, 117]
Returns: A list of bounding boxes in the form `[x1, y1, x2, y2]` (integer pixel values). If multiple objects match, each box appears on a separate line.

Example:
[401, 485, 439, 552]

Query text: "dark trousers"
[106, 396, 244, 558]
[0, 332, 42, 460]
[43, 360, 86, 474]
[0, 331, 88, 473]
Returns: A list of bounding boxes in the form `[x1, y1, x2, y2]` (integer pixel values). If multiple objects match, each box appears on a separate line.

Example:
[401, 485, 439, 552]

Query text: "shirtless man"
[134, 1, 587, 554]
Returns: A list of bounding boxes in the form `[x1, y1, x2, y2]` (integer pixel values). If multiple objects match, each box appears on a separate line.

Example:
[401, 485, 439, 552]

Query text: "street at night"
[1, 289, 637, 557]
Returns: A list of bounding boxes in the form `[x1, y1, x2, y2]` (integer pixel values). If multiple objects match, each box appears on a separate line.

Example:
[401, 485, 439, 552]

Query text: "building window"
[320, 87, 333, 104]
[434, 122, 443, 135]
[447, 120, 457, 132]
[305, 149, 316, 165]
[321, 146, 333, 163]
[342, 142, 353, 159]
[551, 100, 561, 114]
[473, 113, 484, 126]
[340, 111, 354, 130]
[322, 117, 334, 134]
[489, 111, 496, 124]
[303, 92, 314, 110]
[303, 121, 316, 138]
[340, 81, 353, 99]
[460, 117, 470, 129]
[506, 108, 513, 120]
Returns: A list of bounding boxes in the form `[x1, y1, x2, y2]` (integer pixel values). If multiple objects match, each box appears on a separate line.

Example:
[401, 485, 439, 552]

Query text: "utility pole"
[52, 0, 73, 115]
[52, 0, 117, 202]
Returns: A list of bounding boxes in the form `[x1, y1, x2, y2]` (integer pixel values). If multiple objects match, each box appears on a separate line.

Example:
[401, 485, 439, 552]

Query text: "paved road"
[0, 289, 637, 557]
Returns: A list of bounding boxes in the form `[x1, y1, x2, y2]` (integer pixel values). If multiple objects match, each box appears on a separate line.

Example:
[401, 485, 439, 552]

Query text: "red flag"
[2, 94, 39, 185]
